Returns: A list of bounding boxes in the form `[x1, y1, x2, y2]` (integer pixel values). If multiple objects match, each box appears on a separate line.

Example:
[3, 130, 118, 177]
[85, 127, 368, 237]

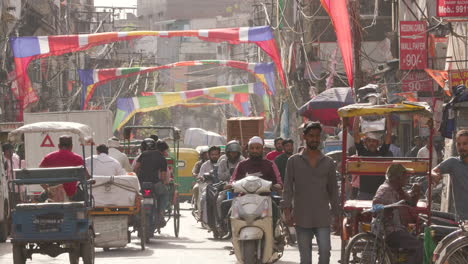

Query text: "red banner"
[437, 0, 468, 17]
[401, 71, 433, 92]
[400, 21, 427, 70]
[450, 70, 468, 87]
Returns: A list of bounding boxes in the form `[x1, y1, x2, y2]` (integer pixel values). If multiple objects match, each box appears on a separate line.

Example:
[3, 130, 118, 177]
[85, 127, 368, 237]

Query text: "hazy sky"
[94, 0, 137, 7]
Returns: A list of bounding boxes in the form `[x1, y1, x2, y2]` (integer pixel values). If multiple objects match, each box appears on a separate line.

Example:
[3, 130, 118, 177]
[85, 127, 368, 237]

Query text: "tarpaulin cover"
[9, 121, 93, 144]
[10, 26, 284, 111]
[113, 83, 258, 131]
[298, 87, 354, 126]
[78, 60, 276, 109]
[183, 128, 226, 147]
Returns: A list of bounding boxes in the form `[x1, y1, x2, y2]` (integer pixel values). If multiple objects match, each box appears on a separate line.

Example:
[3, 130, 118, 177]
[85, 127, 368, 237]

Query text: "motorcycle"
[141, 182, 158, 241]
[230, 175, 286, 264]
[192, 165, 218, 226]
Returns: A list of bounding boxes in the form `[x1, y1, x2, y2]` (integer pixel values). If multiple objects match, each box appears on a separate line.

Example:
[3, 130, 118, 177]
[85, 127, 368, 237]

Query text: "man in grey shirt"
[432, 129, 468, 220]
[282, 122, 339, 264]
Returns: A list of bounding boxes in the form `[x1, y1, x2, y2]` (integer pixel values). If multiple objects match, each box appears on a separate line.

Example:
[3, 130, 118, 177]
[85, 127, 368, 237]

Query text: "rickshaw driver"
[353, 116, 393, 200]
[39, 135, 86, 201]
[133, 138, 169, 227]
[373, 164, 423, 264]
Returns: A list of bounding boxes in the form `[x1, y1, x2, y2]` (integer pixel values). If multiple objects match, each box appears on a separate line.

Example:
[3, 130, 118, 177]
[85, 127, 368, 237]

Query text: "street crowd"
[3, 119, 468, 264]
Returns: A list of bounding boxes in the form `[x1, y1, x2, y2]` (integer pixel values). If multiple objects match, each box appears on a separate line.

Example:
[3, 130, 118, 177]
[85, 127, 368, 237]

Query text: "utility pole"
[350, 0, 363, 95]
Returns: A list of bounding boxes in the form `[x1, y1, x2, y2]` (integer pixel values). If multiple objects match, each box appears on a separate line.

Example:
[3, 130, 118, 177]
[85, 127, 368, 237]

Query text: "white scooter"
[230, 175, 285, 264]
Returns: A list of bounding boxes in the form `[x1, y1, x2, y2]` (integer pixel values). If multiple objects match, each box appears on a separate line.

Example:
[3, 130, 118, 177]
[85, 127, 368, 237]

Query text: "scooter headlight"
[242, 180, 262, 193]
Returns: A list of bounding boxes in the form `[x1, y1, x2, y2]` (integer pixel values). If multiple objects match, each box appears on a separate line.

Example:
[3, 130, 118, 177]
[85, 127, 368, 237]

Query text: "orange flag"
[424, 68, 450, 96]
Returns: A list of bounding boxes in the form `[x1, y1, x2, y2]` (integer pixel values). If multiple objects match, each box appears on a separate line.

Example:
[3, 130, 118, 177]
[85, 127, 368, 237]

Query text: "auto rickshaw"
[176, 148, 199, 201]
[8, 122, 95, 264]
[337, 102, 434, 263]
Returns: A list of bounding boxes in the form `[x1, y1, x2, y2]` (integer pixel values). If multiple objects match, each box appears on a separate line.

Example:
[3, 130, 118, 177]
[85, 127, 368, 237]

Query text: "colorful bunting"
[10, 26, 285, 112]
[113, 83, 256, 131]
[78, 60, 276, 109]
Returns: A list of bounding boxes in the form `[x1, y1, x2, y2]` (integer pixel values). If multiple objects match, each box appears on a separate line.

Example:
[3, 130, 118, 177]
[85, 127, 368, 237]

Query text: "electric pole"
[350, 0, 363, 95]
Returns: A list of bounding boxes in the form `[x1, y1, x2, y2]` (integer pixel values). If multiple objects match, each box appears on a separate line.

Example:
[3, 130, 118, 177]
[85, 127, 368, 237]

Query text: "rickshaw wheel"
[69, 248, 80, 264]
[81, 229, 95, 264]
[12, 243, 25, 264]
[173, 198, 180, 238]
[139, 205, 146, 250]
[344, 232, 391, 264]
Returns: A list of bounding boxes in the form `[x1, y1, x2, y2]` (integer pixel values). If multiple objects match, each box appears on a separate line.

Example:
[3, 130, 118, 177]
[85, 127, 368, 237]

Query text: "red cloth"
[321, 0, 354, 88]
[265, 150, 283, 161]
[230, 158, 283, 185]
[39, 149, 84, 197]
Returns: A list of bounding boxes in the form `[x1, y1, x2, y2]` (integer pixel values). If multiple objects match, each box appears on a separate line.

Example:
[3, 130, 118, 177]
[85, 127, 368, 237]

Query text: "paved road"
[0, 202, 342, 263]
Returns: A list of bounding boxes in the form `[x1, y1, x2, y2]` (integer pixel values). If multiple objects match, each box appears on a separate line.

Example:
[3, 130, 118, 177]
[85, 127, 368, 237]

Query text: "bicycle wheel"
[344, 232, 392, 264]
[435, 237, 468, 264]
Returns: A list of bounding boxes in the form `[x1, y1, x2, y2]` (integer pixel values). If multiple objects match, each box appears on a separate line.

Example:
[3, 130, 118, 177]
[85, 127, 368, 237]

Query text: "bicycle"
[432, 220, 468, 264]
[344, 200, 414, 264]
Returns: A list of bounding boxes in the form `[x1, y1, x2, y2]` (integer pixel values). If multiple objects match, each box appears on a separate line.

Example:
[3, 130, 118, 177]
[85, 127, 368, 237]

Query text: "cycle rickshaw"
[337, 102, 434, 263]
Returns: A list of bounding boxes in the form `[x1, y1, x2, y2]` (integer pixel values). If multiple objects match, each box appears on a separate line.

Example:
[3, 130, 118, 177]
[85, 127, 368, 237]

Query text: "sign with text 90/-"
[437, 0, 468, 17]
[400, 21, 427, 70]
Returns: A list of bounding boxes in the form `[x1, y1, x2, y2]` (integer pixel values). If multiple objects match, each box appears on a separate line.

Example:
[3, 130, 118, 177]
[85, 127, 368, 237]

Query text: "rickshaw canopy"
[337, 101, 433, 118]
[8, 121, 94, 144]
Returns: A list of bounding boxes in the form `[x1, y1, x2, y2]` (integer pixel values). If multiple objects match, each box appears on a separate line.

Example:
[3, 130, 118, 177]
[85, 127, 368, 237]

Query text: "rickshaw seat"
[16, 201, 85, 210]
[344, 200, 372, 211]
[344, 200, 428, 212]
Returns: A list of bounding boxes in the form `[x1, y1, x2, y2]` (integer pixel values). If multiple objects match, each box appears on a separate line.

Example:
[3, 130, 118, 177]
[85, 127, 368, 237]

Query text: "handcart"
[89, 175, 146, 251]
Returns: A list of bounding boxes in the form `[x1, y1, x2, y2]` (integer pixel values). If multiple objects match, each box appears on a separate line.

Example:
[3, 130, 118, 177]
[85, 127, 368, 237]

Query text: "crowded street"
[0, 203, 342, 263]
[0, 0, 468, 264]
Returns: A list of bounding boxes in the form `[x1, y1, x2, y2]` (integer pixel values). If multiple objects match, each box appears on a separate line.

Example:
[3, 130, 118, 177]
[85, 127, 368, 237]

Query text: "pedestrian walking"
[282, 122, 339, 264]
[432, 129, 468, 220]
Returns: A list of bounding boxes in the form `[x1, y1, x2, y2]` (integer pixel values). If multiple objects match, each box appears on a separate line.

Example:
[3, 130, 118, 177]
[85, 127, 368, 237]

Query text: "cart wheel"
[12, 243, 25, 264]
[80, 229, 95, 264]
[0, 203, 9, 242]
[69, 248, 80, 264]
[173, 198, 180, 238]
[139, 205, 146, 250]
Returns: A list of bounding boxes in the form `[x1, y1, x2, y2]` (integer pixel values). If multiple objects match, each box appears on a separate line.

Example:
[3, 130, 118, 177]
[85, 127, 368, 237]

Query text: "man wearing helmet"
[218, 141, 245, 182]
[133, 138, 169, 227]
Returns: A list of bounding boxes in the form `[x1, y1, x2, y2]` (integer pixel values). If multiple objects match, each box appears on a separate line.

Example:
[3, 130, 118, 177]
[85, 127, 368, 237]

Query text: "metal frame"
[338, 105, 434, 261]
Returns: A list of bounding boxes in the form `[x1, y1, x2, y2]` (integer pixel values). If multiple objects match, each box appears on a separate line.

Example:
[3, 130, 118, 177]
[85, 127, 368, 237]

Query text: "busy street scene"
[0, 0, 467, 264]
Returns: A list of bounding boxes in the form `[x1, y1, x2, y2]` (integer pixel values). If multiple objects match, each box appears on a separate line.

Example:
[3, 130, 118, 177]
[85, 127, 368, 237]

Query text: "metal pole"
[340, 117, 349, 262]
[427, 118, 433, 225]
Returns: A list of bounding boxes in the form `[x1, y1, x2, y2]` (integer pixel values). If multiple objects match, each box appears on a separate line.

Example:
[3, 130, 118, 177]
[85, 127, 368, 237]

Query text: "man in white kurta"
[86, 144, 127, 176]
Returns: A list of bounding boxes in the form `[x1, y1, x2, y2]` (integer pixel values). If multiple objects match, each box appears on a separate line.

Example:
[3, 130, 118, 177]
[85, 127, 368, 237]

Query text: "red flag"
[321, 0, 354, 88]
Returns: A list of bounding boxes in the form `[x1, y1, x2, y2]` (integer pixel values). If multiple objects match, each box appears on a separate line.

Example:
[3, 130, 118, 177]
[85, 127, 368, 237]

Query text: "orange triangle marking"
[40, 134, 55, 148]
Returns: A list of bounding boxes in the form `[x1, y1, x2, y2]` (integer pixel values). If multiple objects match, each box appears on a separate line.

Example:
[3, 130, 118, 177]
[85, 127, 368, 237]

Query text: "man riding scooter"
[226, 136, 283, 231]
[227, 136, 284, 263]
